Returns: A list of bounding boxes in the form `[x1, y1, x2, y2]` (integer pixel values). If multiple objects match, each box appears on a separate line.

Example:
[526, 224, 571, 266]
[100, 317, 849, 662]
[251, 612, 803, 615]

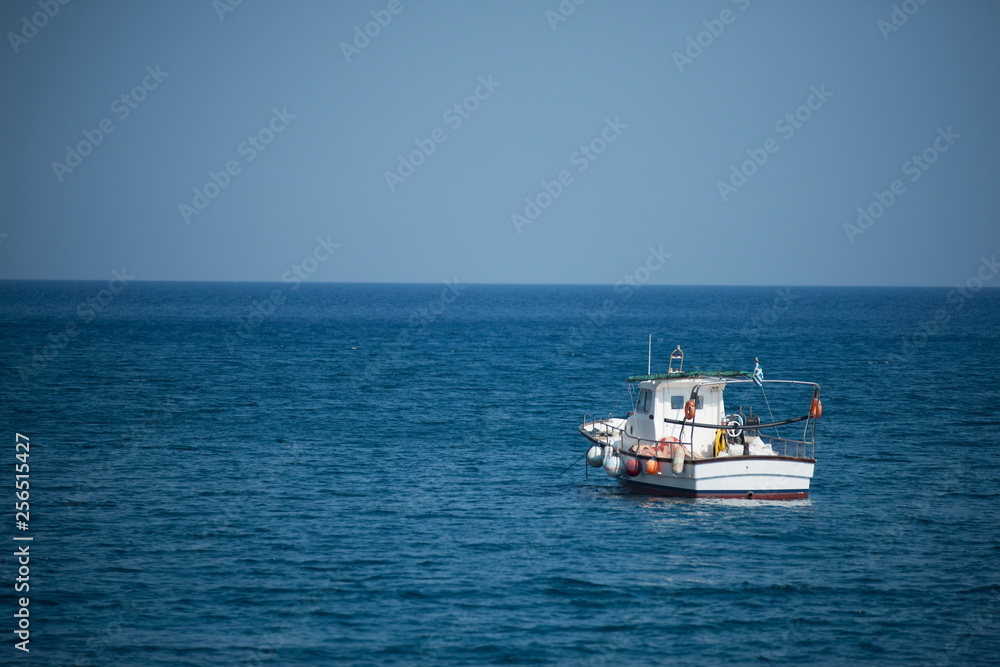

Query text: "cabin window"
[637, 389, 652, 413]
[670, 394, 703, 409]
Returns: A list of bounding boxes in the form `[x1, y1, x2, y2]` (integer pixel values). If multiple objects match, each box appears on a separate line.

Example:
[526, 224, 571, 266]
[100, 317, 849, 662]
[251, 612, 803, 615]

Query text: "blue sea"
[1, 282, 999, 666]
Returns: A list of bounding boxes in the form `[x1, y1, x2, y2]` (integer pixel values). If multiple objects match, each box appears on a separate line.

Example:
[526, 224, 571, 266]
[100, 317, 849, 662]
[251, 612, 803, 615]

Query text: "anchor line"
[558, 450, 588, 478]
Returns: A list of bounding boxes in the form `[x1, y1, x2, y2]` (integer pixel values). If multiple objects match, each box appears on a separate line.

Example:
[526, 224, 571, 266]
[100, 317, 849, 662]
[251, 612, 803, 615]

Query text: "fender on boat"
[672, 446, 685, 474]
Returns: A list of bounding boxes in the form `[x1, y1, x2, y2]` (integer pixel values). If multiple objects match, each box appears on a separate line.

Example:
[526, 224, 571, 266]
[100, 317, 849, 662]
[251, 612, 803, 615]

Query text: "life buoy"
[684, 400, 696, 420]
[714, 429, 726, 457]
[810, 398, 822, 419]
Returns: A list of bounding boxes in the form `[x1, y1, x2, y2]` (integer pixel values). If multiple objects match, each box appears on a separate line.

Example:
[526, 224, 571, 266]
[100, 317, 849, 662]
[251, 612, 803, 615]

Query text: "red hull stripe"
[621, 478, 809, 500]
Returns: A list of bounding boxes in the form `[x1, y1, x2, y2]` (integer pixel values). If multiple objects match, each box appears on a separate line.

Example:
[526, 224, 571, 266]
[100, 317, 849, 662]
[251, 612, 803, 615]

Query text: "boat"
[579, 345, 822, 500]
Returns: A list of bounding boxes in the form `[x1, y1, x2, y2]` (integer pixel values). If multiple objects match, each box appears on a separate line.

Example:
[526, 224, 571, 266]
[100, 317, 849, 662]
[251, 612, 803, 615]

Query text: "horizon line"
[1, 278, 996, 289]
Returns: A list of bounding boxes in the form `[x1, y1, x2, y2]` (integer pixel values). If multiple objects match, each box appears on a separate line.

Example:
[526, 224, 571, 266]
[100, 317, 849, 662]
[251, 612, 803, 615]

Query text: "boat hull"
[618, 456, 814, 500]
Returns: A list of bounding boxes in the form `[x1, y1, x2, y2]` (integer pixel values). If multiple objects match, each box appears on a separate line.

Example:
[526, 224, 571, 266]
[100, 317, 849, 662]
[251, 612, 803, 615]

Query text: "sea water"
[1, 282, 998, 665]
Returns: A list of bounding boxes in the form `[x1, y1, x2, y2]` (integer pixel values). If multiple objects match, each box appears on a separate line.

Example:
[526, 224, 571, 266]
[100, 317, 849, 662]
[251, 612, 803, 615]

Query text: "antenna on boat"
[647, 334, 652, 375]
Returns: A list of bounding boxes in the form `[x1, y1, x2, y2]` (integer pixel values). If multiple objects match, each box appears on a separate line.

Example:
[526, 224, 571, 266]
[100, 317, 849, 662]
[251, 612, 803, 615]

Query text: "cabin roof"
[627, 370, 751, 382]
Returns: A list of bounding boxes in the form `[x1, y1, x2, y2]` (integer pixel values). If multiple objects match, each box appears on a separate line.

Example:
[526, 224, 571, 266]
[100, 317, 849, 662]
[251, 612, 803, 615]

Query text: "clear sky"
[1, 0, 998, 286]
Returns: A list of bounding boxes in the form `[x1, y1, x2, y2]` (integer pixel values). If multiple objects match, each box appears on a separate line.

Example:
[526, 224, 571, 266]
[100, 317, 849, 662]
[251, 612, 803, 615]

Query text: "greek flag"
[753, 359, 764, 387]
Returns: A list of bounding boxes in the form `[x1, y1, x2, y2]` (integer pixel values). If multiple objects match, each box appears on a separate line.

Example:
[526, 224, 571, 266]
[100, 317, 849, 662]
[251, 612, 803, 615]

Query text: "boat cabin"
[624, 377, 728, 458]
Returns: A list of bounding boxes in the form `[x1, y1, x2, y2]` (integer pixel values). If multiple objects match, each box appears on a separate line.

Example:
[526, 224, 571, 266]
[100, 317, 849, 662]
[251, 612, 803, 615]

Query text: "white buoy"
[672, 446, 685, 474]
[586, 445, 604, 468]
[604, 453, 625, 478]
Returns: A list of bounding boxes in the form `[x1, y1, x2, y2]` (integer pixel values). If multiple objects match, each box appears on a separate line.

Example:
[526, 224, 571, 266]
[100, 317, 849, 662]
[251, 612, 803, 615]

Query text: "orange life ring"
[684, 400, 696, 420]
[810, 398, 822, 419]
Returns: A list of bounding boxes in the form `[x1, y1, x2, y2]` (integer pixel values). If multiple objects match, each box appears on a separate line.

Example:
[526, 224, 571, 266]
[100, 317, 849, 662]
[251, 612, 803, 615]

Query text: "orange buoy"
[684, 400, 696, 420]
[810, 398, 822, 419]
[645, 458, 660, 475]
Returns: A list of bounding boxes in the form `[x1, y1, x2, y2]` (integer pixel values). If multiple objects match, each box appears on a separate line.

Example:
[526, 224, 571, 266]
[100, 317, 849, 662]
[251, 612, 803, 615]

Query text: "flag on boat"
[753, 359, 764, 387]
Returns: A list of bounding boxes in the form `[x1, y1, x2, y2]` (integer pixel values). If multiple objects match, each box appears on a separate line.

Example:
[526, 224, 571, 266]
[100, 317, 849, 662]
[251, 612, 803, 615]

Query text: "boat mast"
[647, 334, 652, 375]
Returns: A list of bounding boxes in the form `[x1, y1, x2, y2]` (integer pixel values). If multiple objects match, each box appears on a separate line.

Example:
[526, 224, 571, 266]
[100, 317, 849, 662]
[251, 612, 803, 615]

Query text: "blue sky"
[1, 0, 997, 286]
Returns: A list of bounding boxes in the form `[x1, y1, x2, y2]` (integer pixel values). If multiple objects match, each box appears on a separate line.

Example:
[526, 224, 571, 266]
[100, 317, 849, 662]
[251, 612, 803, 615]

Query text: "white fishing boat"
[579, 345, 822, 500]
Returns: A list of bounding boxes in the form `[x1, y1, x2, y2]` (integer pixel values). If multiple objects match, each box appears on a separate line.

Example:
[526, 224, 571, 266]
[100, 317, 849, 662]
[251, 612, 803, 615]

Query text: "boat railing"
[579, 417, 707, 459]
[662, 413, 816, 459]
[581, 414, 816, 460]
[758, 435, 814, 459]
